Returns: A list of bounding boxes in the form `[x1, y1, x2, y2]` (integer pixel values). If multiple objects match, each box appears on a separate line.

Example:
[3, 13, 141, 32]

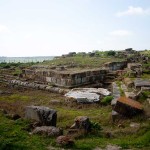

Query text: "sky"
[0, 0, 150, 57]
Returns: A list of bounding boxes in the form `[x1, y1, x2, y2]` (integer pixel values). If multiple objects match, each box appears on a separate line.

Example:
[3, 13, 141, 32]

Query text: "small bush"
[101, 96, 113, 105]
[90, 121, 102, 131]
[139, 91, 150, 101]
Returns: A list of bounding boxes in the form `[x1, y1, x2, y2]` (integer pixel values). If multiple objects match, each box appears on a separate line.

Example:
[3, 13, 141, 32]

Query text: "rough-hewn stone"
[25, 106, 57, 126]
[70, 116, 91, 132]
[114, 97, 143, 117]
[56, 135, 74, 146]
[32, 126, 62, 137]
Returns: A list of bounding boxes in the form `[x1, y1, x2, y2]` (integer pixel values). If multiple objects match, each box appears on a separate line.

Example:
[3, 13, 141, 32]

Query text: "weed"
[101, 96, 113, 105]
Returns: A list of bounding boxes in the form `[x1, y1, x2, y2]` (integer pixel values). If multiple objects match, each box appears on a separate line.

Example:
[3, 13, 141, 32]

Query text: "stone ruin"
[103, 61, 127, 71]
[127, 63, 142, 77]
[22, 66, 108, 88]
[24, 105, 94, 146]
[22, 61, 128, 88]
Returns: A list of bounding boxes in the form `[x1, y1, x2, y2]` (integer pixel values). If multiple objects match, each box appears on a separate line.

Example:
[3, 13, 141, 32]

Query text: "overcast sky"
[0, 0, 150, 57]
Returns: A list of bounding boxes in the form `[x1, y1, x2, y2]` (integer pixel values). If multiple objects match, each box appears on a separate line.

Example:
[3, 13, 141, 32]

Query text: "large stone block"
[114, 97, 143, 117]
[25, 106, 57, 126]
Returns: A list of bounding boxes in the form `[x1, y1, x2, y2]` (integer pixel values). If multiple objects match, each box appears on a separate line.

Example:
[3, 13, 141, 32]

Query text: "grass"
[40, 56, 124, 68]
[0, 55, 150, 149]
[0, 112, 54, 150]
[0, 87, 150, 149]
[1, 111, 149, 150]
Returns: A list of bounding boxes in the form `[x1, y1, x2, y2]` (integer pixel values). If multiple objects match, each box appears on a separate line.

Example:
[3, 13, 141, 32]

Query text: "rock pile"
[9, 79, 69, 94]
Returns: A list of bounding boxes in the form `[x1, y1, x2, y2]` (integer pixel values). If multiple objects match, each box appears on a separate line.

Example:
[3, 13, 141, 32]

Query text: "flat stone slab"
[25, 106, 57, 126]
[114, 97, 143, 117]
[65, 88, 111, 103]
[134, 78, 150, 88]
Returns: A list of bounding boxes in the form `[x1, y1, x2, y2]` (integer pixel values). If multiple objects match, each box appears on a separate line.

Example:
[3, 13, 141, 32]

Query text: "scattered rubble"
[9, 79, 69, 94]
[32, 126, 63, 137]
[25, 106, 57, 126]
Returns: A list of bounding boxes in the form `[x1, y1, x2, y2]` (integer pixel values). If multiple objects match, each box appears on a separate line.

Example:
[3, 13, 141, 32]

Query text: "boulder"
[56, 135, 74, 146]
[32, 126, 62, 137]
[25, 106, 57, 126]
[114, 97, 143, 117]
[70, 116, 91, 132]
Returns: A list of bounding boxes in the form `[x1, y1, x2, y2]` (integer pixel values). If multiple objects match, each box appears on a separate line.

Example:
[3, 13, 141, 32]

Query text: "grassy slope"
[40, 56, 124, 68]
[0, 88, 150, 150]
[0, 55, 150, 150]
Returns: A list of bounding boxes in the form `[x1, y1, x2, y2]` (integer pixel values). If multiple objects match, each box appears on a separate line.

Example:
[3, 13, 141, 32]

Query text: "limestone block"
[25, 106, 57, 126]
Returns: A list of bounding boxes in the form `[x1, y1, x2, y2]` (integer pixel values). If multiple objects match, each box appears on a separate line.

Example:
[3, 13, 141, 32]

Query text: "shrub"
[90, 121, 102, 131]
[101, 96, 113, 105]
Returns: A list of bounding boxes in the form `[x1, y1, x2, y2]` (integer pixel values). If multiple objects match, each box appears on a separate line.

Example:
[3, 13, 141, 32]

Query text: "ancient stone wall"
[104, 61, 127, 71]
[23, 68, 108, 88]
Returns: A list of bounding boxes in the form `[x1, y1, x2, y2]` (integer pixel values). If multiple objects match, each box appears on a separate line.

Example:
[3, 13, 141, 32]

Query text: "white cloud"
[0, 25, 9, 33]
[110, 30, 133, 36]
[116, 6, 150, 17]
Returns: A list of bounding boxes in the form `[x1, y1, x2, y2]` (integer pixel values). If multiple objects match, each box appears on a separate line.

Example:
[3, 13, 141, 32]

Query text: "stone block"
[70, 116, 91, 132]
[114, 97, 143, 117]
[25, 106, 57, 126]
